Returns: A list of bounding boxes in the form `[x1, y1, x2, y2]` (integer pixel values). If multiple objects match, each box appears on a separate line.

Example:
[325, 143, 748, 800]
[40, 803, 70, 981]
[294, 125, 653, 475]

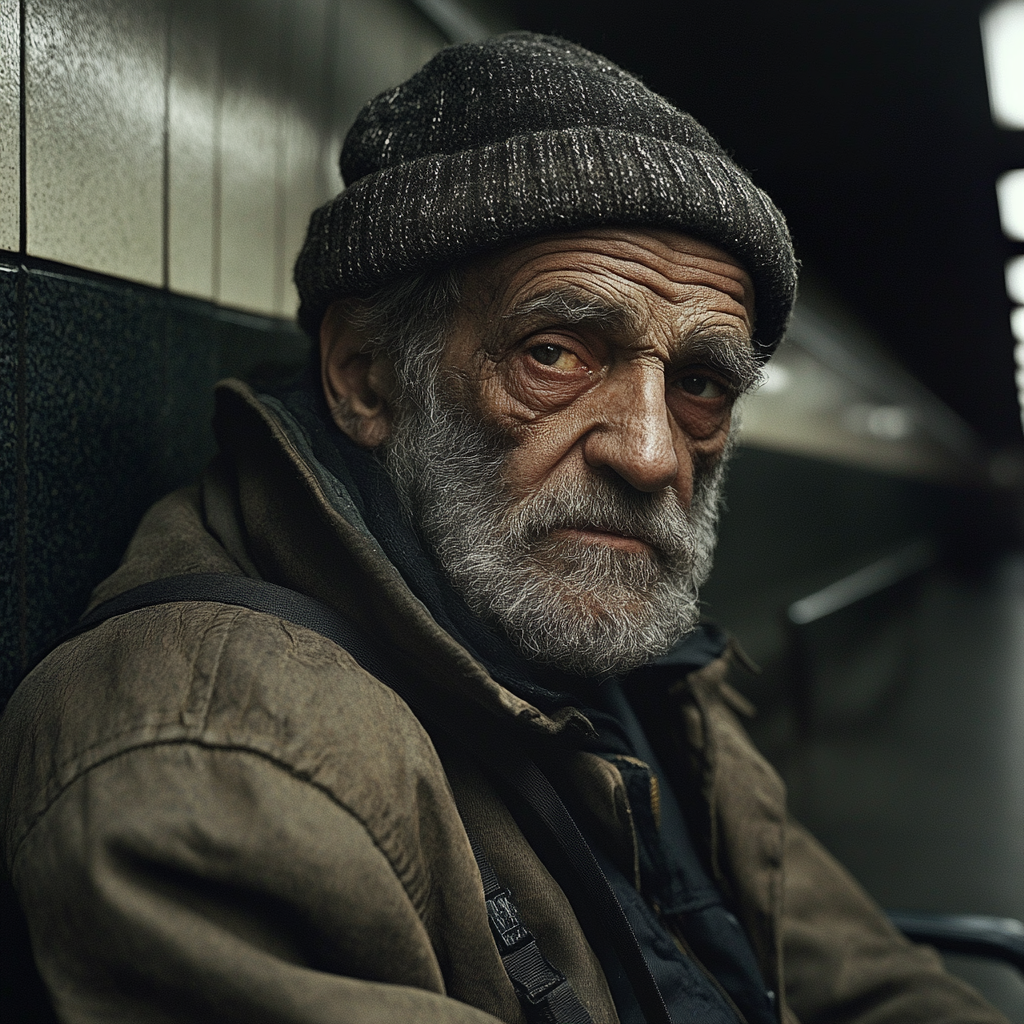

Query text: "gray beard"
[381, 381, 729, 679]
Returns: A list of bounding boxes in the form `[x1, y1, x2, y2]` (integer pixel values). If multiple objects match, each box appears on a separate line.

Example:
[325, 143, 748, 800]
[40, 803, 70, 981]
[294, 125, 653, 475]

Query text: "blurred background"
[1, 0, 1021, 1017]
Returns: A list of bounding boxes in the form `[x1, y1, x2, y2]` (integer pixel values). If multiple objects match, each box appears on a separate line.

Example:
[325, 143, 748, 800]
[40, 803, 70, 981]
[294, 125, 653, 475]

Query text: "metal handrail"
[888, 911, 1024, 972]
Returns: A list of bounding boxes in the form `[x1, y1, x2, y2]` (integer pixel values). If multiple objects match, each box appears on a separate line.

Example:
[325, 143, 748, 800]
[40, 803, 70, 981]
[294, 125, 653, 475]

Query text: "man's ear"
[320, 300, 394, 447]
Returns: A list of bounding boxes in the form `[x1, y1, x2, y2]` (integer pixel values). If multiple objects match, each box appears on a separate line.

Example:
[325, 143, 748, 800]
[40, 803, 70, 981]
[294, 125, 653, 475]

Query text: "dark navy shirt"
[581, 677, 779, 1024]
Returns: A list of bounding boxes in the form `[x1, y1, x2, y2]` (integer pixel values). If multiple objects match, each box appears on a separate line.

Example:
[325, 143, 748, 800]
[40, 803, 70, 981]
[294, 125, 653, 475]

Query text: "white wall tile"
[0, 0, 19, 254]
[167, 0, 218, 300]
[216, 0, 281, 314]
[24, 0, 165, 286]
[214, 0, 445, 318]
[278, 0, 444, 317]
[16, 0, 450, 310]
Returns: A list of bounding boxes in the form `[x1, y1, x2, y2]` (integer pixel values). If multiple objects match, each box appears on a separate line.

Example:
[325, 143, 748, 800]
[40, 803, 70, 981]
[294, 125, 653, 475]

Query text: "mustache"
[503, 474, 696, 563]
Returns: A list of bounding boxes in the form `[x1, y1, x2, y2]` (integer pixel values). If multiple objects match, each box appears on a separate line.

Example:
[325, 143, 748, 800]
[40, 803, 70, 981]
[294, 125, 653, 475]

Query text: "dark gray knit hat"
[295, 32, 797, 355]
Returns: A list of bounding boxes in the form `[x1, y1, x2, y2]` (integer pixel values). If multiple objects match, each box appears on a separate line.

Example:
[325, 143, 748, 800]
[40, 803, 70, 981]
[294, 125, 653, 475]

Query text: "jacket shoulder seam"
[10, 738, 427, 914]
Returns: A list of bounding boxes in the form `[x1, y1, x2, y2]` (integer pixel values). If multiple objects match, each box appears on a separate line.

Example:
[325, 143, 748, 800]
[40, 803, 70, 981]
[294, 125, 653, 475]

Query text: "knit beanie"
[294, 32, 797, 356]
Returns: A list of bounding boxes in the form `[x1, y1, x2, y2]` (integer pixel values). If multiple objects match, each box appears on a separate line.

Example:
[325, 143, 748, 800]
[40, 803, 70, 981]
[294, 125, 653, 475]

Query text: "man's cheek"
[497, 428, 577, 501]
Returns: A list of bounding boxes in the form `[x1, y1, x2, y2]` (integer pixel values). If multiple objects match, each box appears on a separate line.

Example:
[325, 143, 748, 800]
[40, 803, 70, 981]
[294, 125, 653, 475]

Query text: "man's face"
[381, 227, 759, 678]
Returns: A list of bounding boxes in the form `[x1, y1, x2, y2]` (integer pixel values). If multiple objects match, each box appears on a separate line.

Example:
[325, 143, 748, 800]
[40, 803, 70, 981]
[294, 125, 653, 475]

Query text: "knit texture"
[294, 32, 797, 355]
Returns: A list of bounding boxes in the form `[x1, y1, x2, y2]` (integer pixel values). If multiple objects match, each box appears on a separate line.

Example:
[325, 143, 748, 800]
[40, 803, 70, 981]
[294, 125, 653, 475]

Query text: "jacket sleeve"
[780, 817, 1011, 1024]
[9, 741, 507, 1024]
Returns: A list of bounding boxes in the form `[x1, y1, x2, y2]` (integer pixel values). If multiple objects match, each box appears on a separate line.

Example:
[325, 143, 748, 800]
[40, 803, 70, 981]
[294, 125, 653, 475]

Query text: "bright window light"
[981, 1, 1024, 129]
[996, 169, 1024, 240]
[1007, 256, 1024, 303]
[1016, 330, 1024, 441]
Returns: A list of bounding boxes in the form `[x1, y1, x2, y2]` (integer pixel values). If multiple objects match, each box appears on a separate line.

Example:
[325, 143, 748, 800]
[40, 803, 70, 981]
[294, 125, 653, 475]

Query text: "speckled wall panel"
[21, 269, 166, 664]
[2, 266, 304, 703]
[276, 0, 334, 319]
[0, 0, 20, 253]
[24, 0, 165, 285]
[0, 264, 20, 701]
[217, 0, 281, 314]
[167, 0, 218, 300]
[159, 295, 221, 491]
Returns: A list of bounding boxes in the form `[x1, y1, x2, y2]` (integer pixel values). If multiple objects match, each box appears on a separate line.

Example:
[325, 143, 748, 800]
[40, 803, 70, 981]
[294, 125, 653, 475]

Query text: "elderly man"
[0, 32, 1009, 1024]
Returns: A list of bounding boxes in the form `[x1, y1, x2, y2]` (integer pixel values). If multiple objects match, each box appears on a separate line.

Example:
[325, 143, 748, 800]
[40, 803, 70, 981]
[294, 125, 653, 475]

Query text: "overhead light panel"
[1007, 256, 1024, 303]
[1012, 307, 1024, 344]
[981, 4, 1024, 437]
[981, 0, 1024, 129]
[997, 169, 1024, 241]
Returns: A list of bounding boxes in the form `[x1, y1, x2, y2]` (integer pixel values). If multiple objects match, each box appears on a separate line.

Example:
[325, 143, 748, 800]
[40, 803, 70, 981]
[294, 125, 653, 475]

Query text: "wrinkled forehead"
[460, 226, 756, 333]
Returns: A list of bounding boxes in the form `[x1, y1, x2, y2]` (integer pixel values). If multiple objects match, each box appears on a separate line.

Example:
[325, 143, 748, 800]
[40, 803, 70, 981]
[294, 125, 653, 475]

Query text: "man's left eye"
[529, 344, 582, 371]
[678, 375, 727, 399]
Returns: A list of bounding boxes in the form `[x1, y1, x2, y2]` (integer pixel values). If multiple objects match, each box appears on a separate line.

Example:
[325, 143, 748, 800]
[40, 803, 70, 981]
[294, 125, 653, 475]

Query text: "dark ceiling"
[510, 0, 1024, 453]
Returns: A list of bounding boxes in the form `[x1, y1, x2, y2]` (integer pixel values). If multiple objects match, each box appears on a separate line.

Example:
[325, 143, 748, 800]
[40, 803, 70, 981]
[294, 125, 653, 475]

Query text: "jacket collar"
[218, 373, 732, 732]
[213, 377, 597, 741]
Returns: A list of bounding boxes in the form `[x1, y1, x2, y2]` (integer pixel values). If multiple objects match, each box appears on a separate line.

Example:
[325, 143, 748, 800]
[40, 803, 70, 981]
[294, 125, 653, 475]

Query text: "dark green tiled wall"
[1, 267, 19, 695]
[23, 270, 167, 664]
[1, 257, 308, 706]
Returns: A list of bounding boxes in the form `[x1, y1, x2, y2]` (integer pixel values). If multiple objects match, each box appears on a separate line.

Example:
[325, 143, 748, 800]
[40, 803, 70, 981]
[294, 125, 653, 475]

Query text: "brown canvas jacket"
[0, 380, 1008, 1024]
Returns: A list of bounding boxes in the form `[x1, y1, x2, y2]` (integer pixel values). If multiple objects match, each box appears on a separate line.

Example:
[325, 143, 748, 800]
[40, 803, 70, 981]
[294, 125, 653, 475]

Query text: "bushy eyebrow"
[681, 332, 766, 395]
[503, 286, 642, 335]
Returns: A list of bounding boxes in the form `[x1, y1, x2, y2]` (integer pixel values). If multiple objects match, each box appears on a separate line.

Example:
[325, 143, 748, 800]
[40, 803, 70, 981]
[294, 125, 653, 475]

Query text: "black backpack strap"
[48, 574, 388, 681]
[32, 573, 670, 1024]
[469, 835, 593, 1024]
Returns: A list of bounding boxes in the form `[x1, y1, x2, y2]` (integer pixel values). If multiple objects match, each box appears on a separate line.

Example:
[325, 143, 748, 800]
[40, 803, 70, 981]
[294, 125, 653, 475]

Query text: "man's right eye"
[529, 344, 582, 370]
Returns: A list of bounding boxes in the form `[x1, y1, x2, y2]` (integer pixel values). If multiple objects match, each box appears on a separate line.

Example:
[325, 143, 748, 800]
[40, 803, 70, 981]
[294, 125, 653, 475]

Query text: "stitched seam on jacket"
[18, 603, 242, 823]
[10, 739, 430, 917]
[24, 602, 406, 821]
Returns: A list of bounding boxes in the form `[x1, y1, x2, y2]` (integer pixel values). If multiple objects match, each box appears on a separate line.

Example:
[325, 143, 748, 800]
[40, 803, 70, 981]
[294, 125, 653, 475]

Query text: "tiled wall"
[0, 3, 19, 252]
[0, 265, 18, 700]
[0, 0, 455, 704]
[5, 0, 447, 315]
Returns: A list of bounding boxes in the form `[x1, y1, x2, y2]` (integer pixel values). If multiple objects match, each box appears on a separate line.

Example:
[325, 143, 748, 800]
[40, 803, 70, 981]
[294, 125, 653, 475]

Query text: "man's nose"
[581, 365, 682, 494]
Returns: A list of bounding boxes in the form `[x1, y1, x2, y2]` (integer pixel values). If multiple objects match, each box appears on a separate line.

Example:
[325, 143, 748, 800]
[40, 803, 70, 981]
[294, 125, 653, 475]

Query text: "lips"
[549, 525, 653, 554]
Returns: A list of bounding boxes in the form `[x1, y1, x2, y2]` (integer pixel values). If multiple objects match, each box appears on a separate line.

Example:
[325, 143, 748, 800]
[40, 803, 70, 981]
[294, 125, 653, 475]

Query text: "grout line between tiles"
[161, 0, 171, 292]
[18, 0, 26, 257]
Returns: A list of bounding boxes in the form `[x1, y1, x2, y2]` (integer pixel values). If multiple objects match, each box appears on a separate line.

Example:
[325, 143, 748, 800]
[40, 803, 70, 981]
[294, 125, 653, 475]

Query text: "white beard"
[382, 382, 729, 679]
